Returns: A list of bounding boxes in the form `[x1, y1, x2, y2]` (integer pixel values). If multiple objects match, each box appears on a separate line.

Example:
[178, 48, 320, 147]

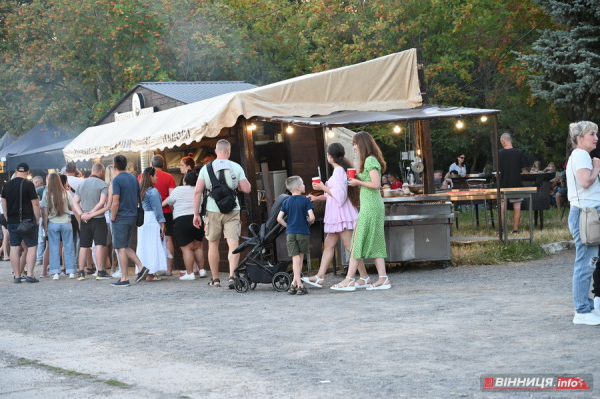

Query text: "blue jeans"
[568, 206, 600, 313]
[37, 217, 45, 261]
[48, 222, 76, 274]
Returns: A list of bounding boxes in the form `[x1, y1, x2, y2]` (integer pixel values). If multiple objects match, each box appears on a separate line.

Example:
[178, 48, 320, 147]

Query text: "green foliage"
[519, 0, 600, 120]
[0, 0, 578, 170]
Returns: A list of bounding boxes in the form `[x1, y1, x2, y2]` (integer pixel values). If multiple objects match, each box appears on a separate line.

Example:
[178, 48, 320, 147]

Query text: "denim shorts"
[111, 216, 136, 249]
[8, 223, 38, 248]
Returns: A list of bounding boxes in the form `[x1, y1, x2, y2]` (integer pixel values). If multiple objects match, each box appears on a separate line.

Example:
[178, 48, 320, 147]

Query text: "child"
[277, 176, 315, 295]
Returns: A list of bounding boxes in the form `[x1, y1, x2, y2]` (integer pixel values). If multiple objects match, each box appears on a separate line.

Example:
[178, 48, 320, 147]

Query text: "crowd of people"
[1, 135, 391, 293]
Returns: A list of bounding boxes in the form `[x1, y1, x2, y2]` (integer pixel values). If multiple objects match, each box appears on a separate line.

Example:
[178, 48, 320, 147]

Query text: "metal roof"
[254, 104, 500, 127]
[138, 81, 258, 104]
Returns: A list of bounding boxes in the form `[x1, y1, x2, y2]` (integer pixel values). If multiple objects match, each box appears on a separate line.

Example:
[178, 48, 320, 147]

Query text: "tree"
[518, 0, 600, 120]
[0, 0, 172, 136]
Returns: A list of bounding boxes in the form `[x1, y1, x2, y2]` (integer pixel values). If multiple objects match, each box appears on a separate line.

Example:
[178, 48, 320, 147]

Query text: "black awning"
[254, 104, 500, 127]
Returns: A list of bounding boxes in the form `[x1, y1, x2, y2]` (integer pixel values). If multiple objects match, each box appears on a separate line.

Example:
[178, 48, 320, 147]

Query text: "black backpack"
[207, 161, 237, 214]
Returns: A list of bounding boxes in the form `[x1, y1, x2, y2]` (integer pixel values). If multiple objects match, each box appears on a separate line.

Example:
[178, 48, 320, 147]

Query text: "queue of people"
[1, 135, 392, 294]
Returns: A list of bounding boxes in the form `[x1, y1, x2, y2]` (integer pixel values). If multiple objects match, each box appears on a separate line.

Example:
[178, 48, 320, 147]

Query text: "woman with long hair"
[331, 131, 390, 291]
[137, 167, 166, 281]
[566, 121, 600, 325]
[304, 142, 368, 288]
[41, 173, 76, 279]
[449, 153, 467, 175]
[163, 172, 205, 281]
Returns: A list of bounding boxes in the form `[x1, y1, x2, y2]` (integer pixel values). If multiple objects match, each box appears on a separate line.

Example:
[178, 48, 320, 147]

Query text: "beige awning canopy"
[64, 48, 422, 161]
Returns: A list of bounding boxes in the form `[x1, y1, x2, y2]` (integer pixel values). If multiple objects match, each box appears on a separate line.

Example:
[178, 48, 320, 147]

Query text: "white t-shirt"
[166, 186, 197, 220]
[449, 163, 467, 175]
[567, 148, 600, 208]
[67, 175, 84, 192]
[198, 159, 247, 213]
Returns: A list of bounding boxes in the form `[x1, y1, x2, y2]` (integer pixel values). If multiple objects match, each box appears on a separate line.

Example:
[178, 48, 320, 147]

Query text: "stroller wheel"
[234, 276, 250, 293]
[272, 272, 292, 292]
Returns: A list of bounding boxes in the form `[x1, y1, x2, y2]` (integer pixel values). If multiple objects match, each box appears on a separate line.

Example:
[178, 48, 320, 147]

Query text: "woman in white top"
[566, 121, 600, 326]
[163, 172, 205, 280]
[41, 173, 76, 279]
[449, 154, 467, 175]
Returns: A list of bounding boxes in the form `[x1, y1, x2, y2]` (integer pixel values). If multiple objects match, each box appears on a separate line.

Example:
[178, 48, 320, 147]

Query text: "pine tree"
[519, 0, 600, 120]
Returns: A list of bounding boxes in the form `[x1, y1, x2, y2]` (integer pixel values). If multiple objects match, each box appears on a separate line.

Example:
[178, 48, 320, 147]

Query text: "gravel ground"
[1, 250, 599, 398]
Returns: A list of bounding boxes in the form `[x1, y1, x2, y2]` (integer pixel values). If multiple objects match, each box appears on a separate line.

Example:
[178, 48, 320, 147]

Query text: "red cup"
[312, 177, 321, 184]
[347, 168, 356, 179]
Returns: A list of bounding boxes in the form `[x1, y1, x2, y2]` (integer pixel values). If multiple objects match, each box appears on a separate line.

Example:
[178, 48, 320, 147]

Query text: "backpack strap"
[206, 161, 220, 190]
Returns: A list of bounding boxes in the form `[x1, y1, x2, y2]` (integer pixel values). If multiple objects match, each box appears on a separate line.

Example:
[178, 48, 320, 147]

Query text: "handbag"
[17, 179, 37, 238]
[571, 157, 600, 245]
[136, 188, 144, 227]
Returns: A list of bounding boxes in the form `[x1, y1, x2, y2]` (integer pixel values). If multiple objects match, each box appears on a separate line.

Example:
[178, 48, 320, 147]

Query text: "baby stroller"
[231, 194, 292, 293]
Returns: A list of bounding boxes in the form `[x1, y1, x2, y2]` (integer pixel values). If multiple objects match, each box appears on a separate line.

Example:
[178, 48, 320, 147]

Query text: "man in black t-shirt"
[0, 163, 41, 283]
[499, 133, 527, 234]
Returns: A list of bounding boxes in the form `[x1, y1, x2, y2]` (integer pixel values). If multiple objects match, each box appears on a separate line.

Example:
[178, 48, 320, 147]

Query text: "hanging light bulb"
[417, 148, 421, 156]
[286, 125, 294, 134]
[393, 125, 401, 134]
[248, 123, 257, 131]
[456, 120, 464, 129]
[327, 128, 335, 138]
[480, 115, 488, 122]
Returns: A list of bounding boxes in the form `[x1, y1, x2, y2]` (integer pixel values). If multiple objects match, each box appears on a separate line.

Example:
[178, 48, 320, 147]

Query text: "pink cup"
[312, 177, 321, 184]
[347, 168, 356, 179]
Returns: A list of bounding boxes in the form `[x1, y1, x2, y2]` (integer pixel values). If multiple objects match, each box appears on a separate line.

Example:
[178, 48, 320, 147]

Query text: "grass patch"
[450, 206, 572, 266]
[18, 357, 129, 389]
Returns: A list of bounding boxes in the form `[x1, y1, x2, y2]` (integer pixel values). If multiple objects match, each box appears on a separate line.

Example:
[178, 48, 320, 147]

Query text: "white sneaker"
[594, 297, 600, 312]
[69, 273, 75, 279]
[35, 260, 42, 266]
[92, 271, 98, 277]
[179, 273, 196, 281]
[199, 269, 207, 278]
[112, 270, 122, 279]
[53, 274, 60, 280]
[573, 312, 600, 325]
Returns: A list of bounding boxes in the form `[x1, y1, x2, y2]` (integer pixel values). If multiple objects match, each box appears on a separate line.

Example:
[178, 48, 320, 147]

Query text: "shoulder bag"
[136, 185, 144, 227]
[17, 179, 37, 237]
[571, 158, 600, 245]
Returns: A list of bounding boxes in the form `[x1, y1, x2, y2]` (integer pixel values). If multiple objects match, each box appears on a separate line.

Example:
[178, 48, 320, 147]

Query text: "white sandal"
[366, 276, 391, 290]
[330, 277, 356, 292]
[354, 276, 370, 289]
[301, 275, 324, 288]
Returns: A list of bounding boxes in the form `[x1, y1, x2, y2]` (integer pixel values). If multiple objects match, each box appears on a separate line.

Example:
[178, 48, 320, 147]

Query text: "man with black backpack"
[193, 139, 251, 288]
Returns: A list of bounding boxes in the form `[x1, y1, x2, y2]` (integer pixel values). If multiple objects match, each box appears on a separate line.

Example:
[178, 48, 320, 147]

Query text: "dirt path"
[1, 251, 598, 398]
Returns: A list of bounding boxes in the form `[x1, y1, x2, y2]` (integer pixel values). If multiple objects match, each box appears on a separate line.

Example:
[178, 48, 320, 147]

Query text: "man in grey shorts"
[110, 155, 148, 287]
[73, 163, 110, 280]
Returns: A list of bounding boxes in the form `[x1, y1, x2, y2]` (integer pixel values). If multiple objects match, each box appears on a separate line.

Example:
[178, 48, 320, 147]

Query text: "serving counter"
[338, 194, 454, 268]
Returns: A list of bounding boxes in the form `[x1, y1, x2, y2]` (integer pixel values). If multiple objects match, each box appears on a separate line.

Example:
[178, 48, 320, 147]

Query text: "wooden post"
[493, 114, 503, 242]
[236, 117, 260, 225]
[418, 120, 435, 194]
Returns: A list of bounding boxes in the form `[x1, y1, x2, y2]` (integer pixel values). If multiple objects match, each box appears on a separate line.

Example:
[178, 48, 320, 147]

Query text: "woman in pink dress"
[304, 143, 370, 288]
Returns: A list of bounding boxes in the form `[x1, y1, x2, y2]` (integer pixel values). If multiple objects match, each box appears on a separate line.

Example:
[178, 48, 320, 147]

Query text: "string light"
[393, 125, 401, 134]
[326, 127, 335, 138]
[286, 125, 294, 134]
[456, 120, 464, 129]
[480, 115, 488, 122]
[247, 123, 257, 131]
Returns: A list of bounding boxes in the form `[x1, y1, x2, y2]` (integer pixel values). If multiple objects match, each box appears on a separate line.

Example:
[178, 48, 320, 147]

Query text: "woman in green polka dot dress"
[331, 131, 390, 291]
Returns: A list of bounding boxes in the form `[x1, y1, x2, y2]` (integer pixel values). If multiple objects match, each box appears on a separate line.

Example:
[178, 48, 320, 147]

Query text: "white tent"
[64, 48, 421, 161]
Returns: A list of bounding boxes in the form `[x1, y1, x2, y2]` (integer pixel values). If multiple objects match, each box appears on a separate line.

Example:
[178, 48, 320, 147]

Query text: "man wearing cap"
[1, 163, 41, 283]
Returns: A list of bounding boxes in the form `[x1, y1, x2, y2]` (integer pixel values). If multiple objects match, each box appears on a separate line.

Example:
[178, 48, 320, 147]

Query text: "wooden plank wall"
[285, 126, 326, 188]
[96, 87, 185, 126]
